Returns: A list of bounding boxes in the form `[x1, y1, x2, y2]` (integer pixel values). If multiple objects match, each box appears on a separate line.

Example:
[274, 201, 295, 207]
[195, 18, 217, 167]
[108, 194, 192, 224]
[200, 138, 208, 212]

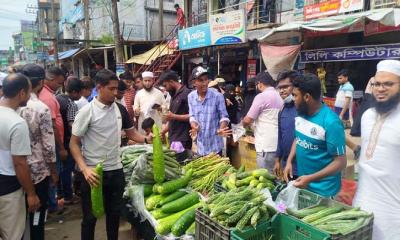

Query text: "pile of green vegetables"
[287, 205, 373, 235]
[183, 153, 231, 193]
[121, 125, 182, 184]
[203, 187, 276, 231]
[219, 167, 277, 191]
[142, 170, 200, 236]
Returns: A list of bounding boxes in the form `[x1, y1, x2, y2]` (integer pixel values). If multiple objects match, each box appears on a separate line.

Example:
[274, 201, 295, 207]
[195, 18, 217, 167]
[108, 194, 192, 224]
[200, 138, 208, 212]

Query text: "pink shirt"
[247, 87, 283, 152]
[39, 85, 64, 144]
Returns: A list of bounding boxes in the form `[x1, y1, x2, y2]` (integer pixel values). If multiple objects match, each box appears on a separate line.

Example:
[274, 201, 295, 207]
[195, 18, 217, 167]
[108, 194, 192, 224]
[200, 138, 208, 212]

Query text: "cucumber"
[152, 125, 165, 183]
[251, 169, 276, 180]
[171, 208, 196, 236]
[91, 163, 104, 218]
[151, 208, 170, 220]
[185, 222, 195, 235]
[302, 206, 344, 223]
[236, 172, 251, 180]
[157, 191, 188, 207]
[156, 169, 192, 195]
[145, 194, 168, 211]
[156, 203, 200, 235]
[286, 206, 326, 219]
[256, 182, 268, 189]
[143, 184, 153, 197]
[249, 179, 259, 188]
[161, 192, 200, 213]
[236, 176, 254, 187]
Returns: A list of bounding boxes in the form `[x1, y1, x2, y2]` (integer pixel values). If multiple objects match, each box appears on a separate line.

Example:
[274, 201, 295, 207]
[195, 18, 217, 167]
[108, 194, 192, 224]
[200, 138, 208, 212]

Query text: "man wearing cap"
[353, 60, 400, 240]
[134, 71, 166, 134]
[188, 66, 231, 156]
[242, 72, 283, 172]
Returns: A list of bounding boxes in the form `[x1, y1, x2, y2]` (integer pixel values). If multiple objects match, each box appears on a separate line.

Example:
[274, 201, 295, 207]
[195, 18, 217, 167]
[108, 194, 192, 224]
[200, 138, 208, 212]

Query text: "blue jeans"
[61, 154, 75, 200]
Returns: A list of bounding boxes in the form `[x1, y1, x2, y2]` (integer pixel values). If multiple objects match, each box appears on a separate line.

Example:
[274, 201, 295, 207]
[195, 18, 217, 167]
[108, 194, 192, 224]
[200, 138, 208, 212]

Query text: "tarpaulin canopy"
[49, 48, 81, 61]
[126, 44, 174, 65]
[259, 8, 400, 41]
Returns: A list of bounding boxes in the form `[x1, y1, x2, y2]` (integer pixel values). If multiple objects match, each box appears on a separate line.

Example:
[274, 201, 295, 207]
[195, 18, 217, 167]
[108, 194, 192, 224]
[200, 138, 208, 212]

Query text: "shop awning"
[259, 8, 400, 41]
[126, 44, 174, 65]
[49, 48, 81, 61]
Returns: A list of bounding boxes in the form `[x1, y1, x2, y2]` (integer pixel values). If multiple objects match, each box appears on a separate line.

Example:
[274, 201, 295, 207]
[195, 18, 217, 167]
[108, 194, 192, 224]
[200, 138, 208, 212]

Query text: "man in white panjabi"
[133, 71, 166, 134]
[353, 59, 400, 240]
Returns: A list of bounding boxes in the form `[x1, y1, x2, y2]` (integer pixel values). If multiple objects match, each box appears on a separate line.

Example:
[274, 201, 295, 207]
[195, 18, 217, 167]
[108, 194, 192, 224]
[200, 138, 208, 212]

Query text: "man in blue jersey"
[283, 74, 347, 197]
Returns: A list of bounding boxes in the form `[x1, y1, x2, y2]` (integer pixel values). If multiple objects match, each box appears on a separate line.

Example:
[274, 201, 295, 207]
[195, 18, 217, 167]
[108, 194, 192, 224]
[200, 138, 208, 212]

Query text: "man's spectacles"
[371, 81, 400, 89]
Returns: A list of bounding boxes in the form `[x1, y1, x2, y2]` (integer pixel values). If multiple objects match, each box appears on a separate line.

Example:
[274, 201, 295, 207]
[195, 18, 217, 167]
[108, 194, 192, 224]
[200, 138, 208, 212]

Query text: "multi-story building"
[12, 20, 39, 64]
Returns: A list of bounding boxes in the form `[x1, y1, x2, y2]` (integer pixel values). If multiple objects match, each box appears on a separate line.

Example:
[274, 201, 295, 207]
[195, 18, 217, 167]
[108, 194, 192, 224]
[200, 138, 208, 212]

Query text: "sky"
[0, 0, 36, 50]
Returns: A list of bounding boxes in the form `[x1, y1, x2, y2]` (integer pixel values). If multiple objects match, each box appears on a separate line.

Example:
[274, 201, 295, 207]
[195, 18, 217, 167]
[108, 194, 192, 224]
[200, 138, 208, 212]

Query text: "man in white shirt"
[334, 69, 354, 122]
[353, 60, 400, 240]
[70, 69, 151, 240]
[0, 73, 40, 240]
[134, 71, 166, 134]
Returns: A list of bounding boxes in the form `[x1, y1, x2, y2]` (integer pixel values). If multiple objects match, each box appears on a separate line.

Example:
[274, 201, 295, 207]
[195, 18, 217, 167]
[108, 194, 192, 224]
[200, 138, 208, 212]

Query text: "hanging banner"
[260, 44, 301, 80]
[210, 10, 246, 45]
[178, 23, 211, 50]
[304, 0, 364, 20]
[364, 21, 400, 36]
[247, 59, 257, 79]
[300, 43, 400, 63]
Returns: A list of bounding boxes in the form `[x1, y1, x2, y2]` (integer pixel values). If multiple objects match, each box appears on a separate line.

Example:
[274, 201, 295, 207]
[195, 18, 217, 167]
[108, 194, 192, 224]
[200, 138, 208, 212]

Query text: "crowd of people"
[0, 58, 399, 240]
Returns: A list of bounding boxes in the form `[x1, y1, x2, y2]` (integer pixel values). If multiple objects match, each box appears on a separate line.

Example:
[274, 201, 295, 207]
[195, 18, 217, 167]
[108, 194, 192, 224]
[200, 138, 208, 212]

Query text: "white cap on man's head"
[142, 71, 154, 78]
[376, 60, 400, 76]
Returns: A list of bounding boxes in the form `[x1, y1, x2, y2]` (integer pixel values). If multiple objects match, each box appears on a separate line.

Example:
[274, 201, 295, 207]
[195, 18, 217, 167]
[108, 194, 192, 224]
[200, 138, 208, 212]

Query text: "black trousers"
[80, 168, 125, 240]
[29, 177, 49, 240]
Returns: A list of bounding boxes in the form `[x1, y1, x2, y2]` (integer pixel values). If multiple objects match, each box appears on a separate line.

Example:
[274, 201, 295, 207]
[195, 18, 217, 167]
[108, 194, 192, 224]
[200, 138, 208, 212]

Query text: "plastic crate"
[297, 189, 324, 209]
[293, 194, 374, 240]
[214, 182, 228, 193]
[195, 209, 231, 240]
[230, 220, 270, 240]
[271, 213, 330, 240]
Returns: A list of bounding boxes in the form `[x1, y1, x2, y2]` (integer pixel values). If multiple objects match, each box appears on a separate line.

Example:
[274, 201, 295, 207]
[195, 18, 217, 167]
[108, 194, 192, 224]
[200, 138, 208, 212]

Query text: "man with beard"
[159, 70, 192, 162]
[0, 73, 41, 240]
[353, 60, 400, 240]
[283, 74, 347, 197]
[134, 71, 166, 134]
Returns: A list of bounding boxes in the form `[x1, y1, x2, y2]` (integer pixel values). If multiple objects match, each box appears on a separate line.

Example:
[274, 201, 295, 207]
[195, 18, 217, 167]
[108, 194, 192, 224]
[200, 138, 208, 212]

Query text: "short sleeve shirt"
[0, 106, 32, 195]
[168, 86, 191, 143]
[246, 87, 283, 152]
[72, 98, 133, 171]
[39, 85, 64, 143]
[334, 82, 354, 108]
[295, 104, 345, 197]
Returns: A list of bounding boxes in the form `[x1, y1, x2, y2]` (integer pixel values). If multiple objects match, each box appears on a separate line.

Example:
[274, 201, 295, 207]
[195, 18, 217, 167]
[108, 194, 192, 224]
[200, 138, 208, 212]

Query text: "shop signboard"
[300, 43, 400, 63]
[116, 63, 125, 78]
[210, 10, 246, 45]
[304, 0, 364, 20]
[178, 23, 211, 50]
[247, 59, 257, 79]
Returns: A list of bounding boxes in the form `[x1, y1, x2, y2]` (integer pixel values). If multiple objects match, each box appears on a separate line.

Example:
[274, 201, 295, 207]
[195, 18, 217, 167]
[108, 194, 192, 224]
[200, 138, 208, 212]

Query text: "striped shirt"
[188, 88, 229, 156]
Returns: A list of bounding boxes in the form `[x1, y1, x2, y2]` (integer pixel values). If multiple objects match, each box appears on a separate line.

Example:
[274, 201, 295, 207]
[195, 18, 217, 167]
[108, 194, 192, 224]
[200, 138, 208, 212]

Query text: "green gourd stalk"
[91, 162, 104, 218]
[152, 124, 165, 183]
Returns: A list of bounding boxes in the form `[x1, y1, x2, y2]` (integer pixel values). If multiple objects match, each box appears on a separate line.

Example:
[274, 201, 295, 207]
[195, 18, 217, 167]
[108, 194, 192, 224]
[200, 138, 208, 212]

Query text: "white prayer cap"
[142, 71, 154, 78]
[376, 60, 400, 76]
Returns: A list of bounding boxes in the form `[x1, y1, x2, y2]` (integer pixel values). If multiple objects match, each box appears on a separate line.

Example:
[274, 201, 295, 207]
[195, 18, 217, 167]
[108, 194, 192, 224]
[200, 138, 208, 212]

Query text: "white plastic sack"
[275, 181, 301, 212]
[231, 123, 246, 143]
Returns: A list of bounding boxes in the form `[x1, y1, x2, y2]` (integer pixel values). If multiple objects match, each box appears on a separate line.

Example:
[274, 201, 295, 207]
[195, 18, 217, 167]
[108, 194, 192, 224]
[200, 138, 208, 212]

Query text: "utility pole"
[83, 0, 90, 48]
[159, 0, 164, 40]
[51, 0, 59, 66]
[111, 0, 124, 63]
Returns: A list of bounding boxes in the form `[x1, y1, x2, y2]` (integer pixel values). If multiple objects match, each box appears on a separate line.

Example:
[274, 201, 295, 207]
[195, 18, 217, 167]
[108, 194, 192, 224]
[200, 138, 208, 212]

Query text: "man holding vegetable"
[353, 60, 400, 240]
[283, 74, 347, 198]
[188, 66, 231, 156]
[70, 69, 152, 240]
